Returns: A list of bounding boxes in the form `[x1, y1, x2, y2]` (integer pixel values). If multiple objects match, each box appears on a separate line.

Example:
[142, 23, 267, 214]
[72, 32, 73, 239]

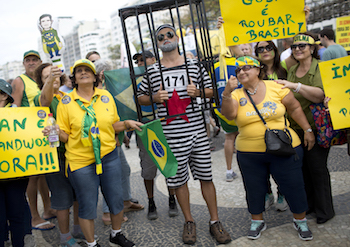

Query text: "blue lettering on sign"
[151, 140, 164, 158]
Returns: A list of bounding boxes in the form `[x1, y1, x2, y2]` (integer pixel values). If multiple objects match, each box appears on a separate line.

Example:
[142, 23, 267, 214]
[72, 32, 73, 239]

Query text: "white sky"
[0, 0, 124, 65]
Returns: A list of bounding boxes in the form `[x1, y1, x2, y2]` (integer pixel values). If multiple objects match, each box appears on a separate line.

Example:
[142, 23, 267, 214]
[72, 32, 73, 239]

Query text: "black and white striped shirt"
[137, 59, 212, 138]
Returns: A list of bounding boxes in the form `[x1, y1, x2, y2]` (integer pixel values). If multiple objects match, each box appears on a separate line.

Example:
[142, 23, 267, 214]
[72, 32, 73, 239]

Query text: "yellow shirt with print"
[232, 80, 301, 152]
[56, 88, 120, 172]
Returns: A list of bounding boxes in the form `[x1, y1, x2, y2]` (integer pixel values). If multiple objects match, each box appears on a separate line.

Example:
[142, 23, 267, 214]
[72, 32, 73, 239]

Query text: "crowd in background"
[0, 5, 349, 247]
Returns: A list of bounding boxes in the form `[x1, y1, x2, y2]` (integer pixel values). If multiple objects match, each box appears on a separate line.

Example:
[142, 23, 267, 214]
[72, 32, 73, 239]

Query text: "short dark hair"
[39, 14, 52, 22]
[35, 63, 66, 90]
[319, 28, 335, 41]
[85, 51, 100, 60]
[69, 68, 100, 89]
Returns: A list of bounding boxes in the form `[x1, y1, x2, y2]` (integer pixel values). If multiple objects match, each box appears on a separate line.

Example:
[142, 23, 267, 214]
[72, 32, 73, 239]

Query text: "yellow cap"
[72, 59, 96, 75]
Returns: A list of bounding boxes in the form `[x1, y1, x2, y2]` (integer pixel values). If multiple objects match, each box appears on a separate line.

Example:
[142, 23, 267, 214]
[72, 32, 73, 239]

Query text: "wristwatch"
[304, 128, 312, 133]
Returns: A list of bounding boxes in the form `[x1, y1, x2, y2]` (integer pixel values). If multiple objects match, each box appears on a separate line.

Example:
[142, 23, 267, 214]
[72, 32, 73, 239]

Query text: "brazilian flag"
[104, 67, 156, 122]
[213, 57, 242, 132]
[135, 119, 178, 178]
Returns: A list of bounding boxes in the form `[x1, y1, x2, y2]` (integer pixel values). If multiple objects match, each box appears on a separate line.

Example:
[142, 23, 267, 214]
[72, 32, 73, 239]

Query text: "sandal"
[124, 202, 144, 213]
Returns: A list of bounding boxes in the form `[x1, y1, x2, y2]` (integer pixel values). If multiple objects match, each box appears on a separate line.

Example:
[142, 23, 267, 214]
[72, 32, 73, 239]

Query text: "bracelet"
[124, 121, 131, 130]
[304, 128, 312, 133]
[222, 93, 232, 100]
[293, 82, 302, 93]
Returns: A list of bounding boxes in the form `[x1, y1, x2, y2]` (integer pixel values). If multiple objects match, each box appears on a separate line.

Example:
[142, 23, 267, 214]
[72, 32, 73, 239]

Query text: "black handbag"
[246, 90, 296, 156]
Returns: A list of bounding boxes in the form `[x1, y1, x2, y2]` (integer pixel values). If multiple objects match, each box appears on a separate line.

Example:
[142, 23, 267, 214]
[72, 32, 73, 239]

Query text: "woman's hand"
[223, 75, 238, 96]
[42, 124, 60, 136]
[47, 66, 62, 84]
[217, 16, 224, 29]
[124, 120, 143, 132]
[304, 131, 315, 151]
[275, 80, 298, 91]
[324, 96, 331, 111]
[304, 5, 310, 22]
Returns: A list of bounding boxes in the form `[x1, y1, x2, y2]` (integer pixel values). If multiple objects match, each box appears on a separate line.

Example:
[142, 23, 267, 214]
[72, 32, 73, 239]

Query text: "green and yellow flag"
[135, 119, 178, 178]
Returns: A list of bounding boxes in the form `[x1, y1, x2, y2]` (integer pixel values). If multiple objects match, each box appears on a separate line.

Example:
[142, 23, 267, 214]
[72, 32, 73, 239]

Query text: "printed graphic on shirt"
[240, 98, 247, 106]
[62, 95, 71, 104]
[101, 95, 109, 103]
[162, 70, 188, 93]
[246, 101, 277, 118]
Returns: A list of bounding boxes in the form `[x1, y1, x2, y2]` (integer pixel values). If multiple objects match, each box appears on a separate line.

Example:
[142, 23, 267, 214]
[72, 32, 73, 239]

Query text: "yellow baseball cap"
[72, 59, 96, 75]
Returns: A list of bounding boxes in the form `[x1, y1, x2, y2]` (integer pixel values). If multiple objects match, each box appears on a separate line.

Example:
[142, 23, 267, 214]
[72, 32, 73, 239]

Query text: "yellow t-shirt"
[231, 80, 301, 152]
[57, 88, 120, 172]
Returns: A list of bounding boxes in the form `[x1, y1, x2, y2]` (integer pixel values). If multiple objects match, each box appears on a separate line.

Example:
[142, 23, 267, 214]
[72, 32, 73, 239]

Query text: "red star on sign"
[163, 89, 191, 125]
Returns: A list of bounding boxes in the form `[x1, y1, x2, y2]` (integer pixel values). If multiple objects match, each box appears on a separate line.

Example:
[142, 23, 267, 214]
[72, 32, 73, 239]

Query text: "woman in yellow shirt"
[44, 59, 142, 247]
[221, 56, 314, 241]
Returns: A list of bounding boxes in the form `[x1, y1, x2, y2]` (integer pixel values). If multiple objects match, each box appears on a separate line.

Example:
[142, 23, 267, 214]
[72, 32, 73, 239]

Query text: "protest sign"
[319, 56, 350, 130]
[0, 107, 59, 179]
[219, 0, 306, 46]
[38, 14, 66, 72]
[336, 15, 350, 51]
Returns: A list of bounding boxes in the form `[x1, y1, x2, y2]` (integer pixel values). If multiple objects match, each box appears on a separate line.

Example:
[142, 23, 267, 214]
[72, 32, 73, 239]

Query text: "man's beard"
[159, 40, 178, 52]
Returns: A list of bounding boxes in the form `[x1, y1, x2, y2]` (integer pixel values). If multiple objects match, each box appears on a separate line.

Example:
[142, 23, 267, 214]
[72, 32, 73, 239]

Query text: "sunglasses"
[256, 45, 274, 53]
[291, 43, 311, 51]
[235, 65, 258, 74]
[157, 31, 175, 42]
[134, 58, 143, 64]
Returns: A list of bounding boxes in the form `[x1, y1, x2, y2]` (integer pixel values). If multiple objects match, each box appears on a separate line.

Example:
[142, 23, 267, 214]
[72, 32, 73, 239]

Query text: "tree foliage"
[107, 44, 120, 69]
[162, 0, 221, 29]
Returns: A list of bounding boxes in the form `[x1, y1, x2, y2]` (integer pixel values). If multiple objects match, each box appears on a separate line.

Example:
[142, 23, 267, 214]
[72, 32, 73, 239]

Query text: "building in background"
[306, 0, 350, 31]
[0, 61, 24, 81]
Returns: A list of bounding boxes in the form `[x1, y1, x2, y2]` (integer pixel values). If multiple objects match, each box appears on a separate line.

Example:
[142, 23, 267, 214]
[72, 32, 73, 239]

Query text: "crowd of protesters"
[1, 5, 349, 247]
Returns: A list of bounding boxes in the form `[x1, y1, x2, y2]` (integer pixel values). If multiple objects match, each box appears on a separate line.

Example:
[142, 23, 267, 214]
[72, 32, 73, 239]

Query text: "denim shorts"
[46, 152, 76, 210]
[68, 148, 124, 219]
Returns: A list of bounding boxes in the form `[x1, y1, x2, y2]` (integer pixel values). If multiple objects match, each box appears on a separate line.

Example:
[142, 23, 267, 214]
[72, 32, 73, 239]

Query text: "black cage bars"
[119, 0, 220, 123]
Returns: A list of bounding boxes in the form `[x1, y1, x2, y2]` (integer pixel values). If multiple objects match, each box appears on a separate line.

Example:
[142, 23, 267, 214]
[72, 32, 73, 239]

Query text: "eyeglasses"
[235, 65, 258, 74]
[291, 43, 310, 51]
[157, 31, 175, 42]
[134, 58, 143, 65]
[256, 45, 274, 53]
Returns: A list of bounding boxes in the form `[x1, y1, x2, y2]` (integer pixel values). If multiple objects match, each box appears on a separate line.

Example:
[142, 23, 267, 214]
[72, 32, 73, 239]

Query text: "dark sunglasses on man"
[256, 45, 274, 53]
[157, 31, 175, 42]
[291, 43, 311, 51]
[134, 58, 143, 65]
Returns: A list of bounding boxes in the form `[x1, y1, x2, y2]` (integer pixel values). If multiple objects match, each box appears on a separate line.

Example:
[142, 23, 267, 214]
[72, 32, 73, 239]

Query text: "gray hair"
[94, 58, 113, 74]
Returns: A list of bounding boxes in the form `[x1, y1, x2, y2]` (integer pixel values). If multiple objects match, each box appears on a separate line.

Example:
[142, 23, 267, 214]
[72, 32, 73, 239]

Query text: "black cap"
[0, 79, 14, 103]
[155, 24, 176, 36]
[133, 50, 155, 60]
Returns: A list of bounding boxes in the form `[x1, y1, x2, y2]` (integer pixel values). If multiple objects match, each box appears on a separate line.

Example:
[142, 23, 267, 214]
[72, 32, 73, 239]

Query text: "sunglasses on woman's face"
[157, 31, 175, 42]
[291, 43, 310, 51]
[235, 65, 257, 74]
[256, 45, 273, 53]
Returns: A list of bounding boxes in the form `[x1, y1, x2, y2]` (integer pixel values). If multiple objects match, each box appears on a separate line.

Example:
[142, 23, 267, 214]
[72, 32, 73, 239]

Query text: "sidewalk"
[33, 132, 350, 246]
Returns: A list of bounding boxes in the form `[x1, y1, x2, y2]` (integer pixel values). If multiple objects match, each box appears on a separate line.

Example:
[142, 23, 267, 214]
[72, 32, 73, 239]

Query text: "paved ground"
[30, 131, 350, 246]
